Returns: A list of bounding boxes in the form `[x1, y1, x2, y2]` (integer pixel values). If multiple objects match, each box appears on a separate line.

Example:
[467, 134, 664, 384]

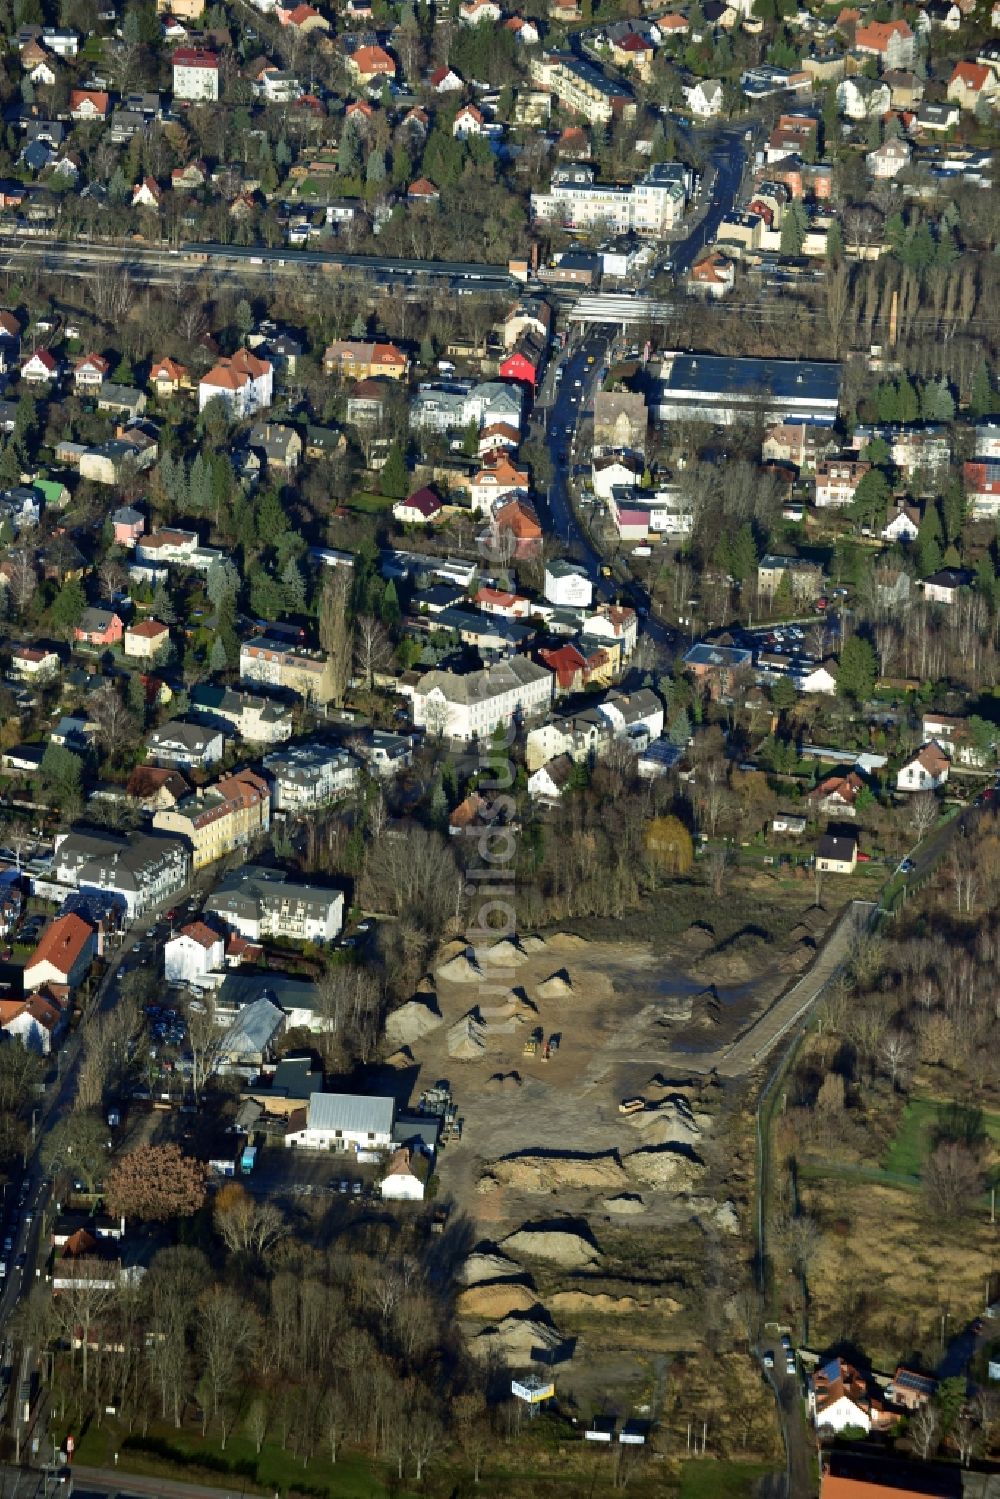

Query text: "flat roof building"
[654, 352, 841, 426]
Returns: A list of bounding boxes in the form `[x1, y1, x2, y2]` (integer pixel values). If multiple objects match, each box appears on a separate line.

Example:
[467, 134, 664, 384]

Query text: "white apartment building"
[262, 740, 360, 811]
[205, 865, 344, 944]
[406, 658, 553, 742]
[171, 48, 220, 101]
[531, 162, 690, 237]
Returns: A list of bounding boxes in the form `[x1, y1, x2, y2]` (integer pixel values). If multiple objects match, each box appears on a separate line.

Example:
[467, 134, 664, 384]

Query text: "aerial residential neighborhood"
[0, 0, 989, 1487]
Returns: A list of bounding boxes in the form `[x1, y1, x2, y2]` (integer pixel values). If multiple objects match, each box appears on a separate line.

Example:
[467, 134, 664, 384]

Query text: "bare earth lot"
[372, 887, 844, 1409]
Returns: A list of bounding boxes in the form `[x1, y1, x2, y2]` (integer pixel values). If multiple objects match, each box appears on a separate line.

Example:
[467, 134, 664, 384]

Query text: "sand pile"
[470, 1315, 567, 1363]
[537, 970, 573, 1000]
[602, 1193, 646, 1215]
[383, 1047, 414, 1069]
[384, 995, 442, 1047]
[626, 1096, 708, 1148]
[487, 1152, 627, 1194]
[447, 1010, 488, 1059]
[520, 935, 547, 953]
[479, 990, 537, 1034]
[502, 1225, 600, 1268]
[459, 1251, 526, 1286]
[546, 933, 589, 951]
[548, 1291, 641, 1315]
[458, 1283, 538, 1318]
[624, 1147, 703, 1188]
[474, 938, 529, 970]
[437, 949, 482, 983]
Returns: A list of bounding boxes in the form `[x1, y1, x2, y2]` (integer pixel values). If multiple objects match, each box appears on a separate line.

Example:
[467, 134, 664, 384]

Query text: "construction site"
[380, 899, 841, 1410]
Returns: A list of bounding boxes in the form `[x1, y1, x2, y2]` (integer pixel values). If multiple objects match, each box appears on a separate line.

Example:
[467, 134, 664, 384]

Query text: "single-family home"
[896, 741, 950, 792]
[112, 504, 145, 546]
[21, 349, 58, 384]
[380, 1146, 431, 1200]
[74, 608, 124, 648]
[881, 503, 920, 542]
[866, 138, 911, 179]
[393, 487, 443, 525]
[145, 719, 224, 770]
[807, 771, 865, 818]
[163, 920, 225, 986]
[347, 44, 396, 84]
[73, 353, 110, 389]
[948, 60, 997, 110]
[149, 357, 191, 398]
[684, 78, 723, 117]
[920, 567, 973, 605]
[131, 176, 162, 210]
[815, 834, 858, 875]
[24, 913, 96, 992]
[809, 1357, 891, 1434]
[123, 619, 170, 659]
[853, 18, 915, 68]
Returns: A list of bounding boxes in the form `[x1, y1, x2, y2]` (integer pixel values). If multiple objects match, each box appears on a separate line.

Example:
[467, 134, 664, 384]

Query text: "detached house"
[853, 18, 915, 68]
[21, 348, 58, 384]
[470, 455, 530, 514]
[322, 340, 408, 380]
[73, 353, 109, 389]
[393, 487, 443, 525]
[815, 457, 870, 508]
[347, 45, 396, 84]
[896, 741, 950, 792]
[809, 1357, 891, 1435]
[74, 608, 124, 647]
[68, 88, 109, 120]
[149, 357, 191, 397]
[807, 771, 866, 819]
[24, 913, 96, 992]
[948, 60, 997, 110]
[132, 177, 163, 210]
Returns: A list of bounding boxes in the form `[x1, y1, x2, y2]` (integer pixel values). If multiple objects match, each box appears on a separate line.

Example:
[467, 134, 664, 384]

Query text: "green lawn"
[72, 1419, 414, 1498]
[883, 1096, 1000, 1177]
[348, 491, 395, 514]
[679, 1459, 776, 1498]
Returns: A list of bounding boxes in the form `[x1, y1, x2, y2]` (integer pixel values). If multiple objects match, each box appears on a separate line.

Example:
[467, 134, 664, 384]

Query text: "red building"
[499, 334, 545, 391]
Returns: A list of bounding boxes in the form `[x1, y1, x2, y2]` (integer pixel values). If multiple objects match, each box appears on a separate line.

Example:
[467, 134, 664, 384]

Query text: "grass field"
[679, 1459, 775, 1498]
[349, 491, 395, 514]
[883, 1096, 1000, 1177]
[72, 1420, 412, 1499]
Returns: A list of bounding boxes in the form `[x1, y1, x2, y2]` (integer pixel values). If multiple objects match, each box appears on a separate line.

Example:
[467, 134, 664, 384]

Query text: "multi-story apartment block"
[240, 636, 336, 705]
[814, 456, 871, 508]
[262, 739, 360, 811]
[205, 866, 343, 944]
[153, 769, 271, 871]
[529, 51, 636, 124]
[405, 658, 553, 742]
[531, 162, 689, 236]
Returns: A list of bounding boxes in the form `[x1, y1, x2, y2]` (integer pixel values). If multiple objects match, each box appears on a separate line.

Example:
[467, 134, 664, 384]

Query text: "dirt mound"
[626, 1096, 707, 1148]
[520, 935, 547, 953]
[602, 1193, 646, 1214]
[447, 1010, 487, 1059]
[502, 1225, 600, 1268]
[437, 950, 482, 983]
[458, 1282, 538, 1318]
[486, 1071, 523, 1091]
[479, 990, 537, 1033]
[384, 995, 442, 1047]
[682, 923, 715, 953]
[548, 1291, 641, 1315]
[474, 938, 529, 969]
[537, 970, 573, 1000]
[470, 1314, 568, 1364]
[624, 1146, 703, 1188]
[459, 1251, 526, 1286]
[546, 933, 590, 951]
[715, 1200, 740, 1235]
[383, 1047, 414, 1069]
[488, 1153, 627, 1193]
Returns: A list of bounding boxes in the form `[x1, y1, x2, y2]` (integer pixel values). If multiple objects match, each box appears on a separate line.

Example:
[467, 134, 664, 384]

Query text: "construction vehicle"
[523, 1038, 538, 1058]
[548, 1033, 561, 1054]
